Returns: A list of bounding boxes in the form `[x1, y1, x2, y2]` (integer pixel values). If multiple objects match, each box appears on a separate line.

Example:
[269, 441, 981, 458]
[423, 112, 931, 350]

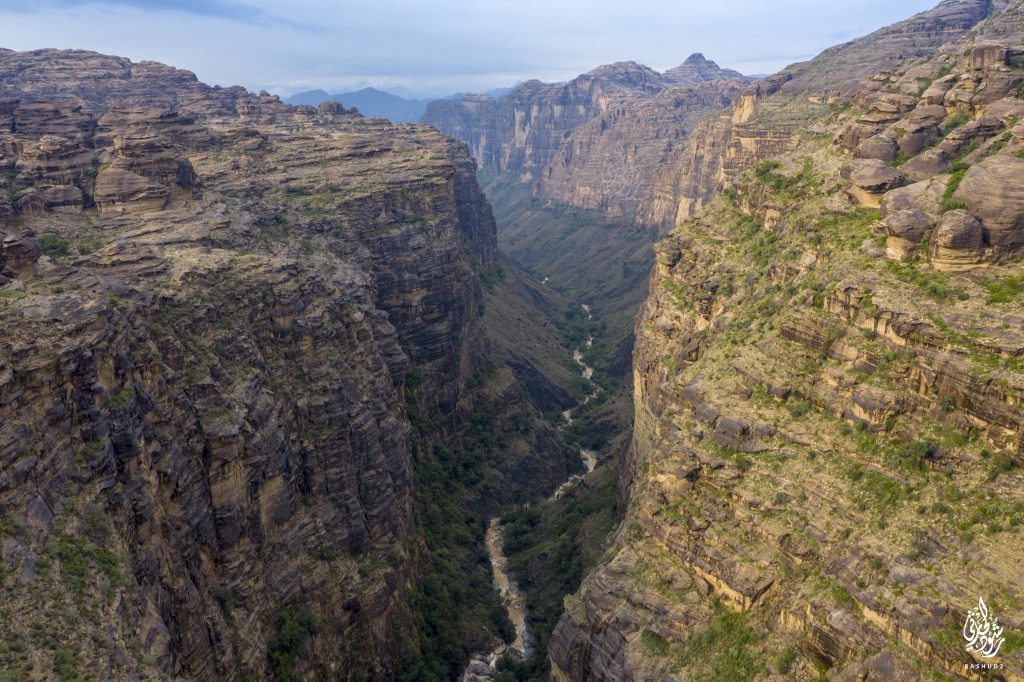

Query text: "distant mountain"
[443, 86, 515, 101]
[284, 87, 429, 123]
[285, 86, 517, 123]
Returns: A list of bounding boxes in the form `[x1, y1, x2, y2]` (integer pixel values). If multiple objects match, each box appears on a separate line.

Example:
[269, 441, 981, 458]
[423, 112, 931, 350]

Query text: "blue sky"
[0, 0, 941, 98]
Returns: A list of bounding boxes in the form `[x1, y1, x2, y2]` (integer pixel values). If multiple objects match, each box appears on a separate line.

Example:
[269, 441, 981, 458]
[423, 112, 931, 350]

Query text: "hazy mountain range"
[285, 85, 514, 123]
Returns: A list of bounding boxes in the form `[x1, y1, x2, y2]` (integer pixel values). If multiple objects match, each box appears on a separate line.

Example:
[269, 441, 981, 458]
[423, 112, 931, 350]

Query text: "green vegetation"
[942, 110, 970, 134]
[751, 159, 819, 198]
[940, 168, 968, 213]
[497, 462, 622, 681]
[267, 604, 318, 682]
[401, 376, 522, 681]
[884, 260, 960, 302]
[672, 601, 765, 680]
[36, 233, 70, 259]
[641, 629, 671, 657]
[76, 236, 107, 255]
[106, 386, 134, 410]
[774, 645, 797, 674]
[982, 275, 1024, 304]
[786, 400, 811, 419]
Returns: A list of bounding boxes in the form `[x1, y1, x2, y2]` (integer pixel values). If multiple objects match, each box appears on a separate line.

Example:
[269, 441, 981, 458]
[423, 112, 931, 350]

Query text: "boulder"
[854, 135, 897, 162]
[0, 192, 10, 226]
[919, 75, 957, 106]
[939, 114, 1004, 156]
[834, 122, 886, 151]
[843, 159, 905, 206]
[0, 231, 42, 276]
[972, 72, 1023, 105]
[900, 149, 950, 181]
[944, 77, 977, 110]
[895, 120, 939, 157]
[15, 190, 46, 217]
[712, 416, 749, 450]
[38, 184, 83, 213]
[908, 105, 948, 126]
[952, 156, 1024, 258]
[224, 127, 265, 150]
[695, 403, 720, 425]
[880, 209, 932, 260]
[987, 98, 1024, 126]
[880, 177, 945, 218]
[928, 210, 985, 270]
[94, 168, 170, 212]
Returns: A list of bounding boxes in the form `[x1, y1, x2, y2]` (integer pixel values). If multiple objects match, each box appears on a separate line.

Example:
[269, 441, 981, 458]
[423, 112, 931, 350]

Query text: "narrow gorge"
[2, 0, 1024, 680]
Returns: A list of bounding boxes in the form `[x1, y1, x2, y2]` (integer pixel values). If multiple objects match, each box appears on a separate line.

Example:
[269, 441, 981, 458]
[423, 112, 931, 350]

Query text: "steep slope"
[0, 48, 582, 682]
[422, 54, 749, 229]
[552, 1, 1024, 680]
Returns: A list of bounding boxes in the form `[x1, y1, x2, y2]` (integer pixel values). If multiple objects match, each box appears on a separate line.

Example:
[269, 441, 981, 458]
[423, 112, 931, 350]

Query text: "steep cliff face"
[538, 79, 749, 227]
[422, 54, 748, 229]
[0, 48, 577, 682]
[552, 1, 1024, 680]
[669, 0, 1013, 222]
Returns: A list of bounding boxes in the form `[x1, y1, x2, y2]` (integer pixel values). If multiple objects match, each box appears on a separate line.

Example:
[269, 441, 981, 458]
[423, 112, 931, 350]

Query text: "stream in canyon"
[461, 312, 600, 681]
[460, 441, 599, 682]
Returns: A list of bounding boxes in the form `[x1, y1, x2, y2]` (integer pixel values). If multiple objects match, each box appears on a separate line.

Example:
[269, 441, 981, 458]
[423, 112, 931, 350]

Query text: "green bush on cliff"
[36, 233, 70, 259]
[673, 601, 764, 680]
[267, 605, 318, 682]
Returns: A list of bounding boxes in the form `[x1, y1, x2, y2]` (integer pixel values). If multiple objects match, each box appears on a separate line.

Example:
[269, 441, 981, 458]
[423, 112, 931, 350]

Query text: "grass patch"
[673, 602, 765, 680]
[982, 276, 1024, 304]
[940, 168, 968, 213]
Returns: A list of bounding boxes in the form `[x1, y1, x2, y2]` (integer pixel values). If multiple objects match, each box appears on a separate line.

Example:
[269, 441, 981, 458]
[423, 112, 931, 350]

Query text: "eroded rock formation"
[551, 1, 1024, 680]
[0, 48, 578, 682]
[422, 54, 750, 229]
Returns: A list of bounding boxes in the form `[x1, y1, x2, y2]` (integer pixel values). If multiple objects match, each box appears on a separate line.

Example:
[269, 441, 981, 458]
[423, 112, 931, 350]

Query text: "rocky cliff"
[422, 54, 749, 229]
[551, 1, 1024, 680]
[0, 48, 579, 682]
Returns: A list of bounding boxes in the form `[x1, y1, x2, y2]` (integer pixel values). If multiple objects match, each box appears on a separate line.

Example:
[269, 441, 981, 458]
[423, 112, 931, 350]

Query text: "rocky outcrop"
[0, 47, 579, 682]
[552, 2, 1024, 681]
[953, 155, 1024, 258]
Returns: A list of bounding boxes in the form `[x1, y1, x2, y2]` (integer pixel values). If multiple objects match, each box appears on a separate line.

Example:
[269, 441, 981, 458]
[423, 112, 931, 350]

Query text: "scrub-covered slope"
[551, 1, 1024, 680]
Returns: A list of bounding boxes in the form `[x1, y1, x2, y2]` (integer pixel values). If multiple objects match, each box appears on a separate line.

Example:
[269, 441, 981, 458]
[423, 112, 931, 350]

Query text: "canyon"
[3, 0, 1024, 680]
[0, 48, 585, 682]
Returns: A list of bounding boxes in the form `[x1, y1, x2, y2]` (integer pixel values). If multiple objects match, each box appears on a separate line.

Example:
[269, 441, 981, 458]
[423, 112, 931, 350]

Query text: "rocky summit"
[422, 54, 751, 230]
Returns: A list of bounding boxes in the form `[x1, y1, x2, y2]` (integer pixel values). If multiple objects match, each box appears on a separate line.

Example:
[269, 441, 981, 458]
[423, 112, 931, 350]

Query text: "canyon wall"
[0, 48, 576, 681]
[422, 54, 749, 229]
[552, 0, 1024, 680]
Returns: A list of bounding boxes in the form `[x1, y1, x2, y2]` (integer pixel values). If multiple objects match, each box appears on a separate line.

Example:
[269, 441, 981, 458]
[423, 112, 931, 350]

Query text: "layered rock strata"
[552, 1, 1024, 680]
[423, 54, 750, 229]
[0, 48, 576, 682]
